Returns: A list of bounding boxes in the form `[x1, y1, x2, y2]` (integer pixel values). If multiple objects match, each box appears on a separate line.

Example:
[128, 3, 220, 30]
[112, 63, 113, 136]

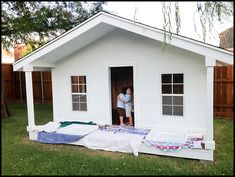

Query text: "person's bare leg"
[128, 116, 133, 126]
[120, 116, 125, 126]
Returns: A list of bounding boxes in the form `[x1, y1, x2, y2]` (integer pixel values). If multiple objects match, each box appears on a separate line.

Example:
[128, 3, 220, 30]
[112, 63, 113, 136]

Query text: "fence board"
[2, 64, 15, 101]
[214, 65, 234, 118]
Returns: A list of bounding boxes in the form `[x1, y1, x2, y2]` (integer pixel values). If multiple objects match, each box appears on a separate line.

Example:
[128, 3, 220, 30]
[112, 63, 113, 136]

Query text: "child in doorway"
[125, 86, 133, 126]
[117, 87, 129, 126]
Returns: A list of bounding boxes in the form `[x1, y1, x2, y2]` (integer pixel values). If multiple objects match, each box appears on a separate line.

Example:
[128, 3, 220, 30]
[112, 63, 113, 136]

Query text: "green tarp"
[59, 121, 97, 128]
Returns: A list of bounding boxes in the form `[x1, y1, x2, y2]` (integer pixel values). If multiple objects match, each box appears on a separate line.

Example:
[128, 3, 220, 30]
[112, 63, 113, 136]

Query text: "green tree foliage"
[20, 43, 33, 58]
[1, 1, 106, 50]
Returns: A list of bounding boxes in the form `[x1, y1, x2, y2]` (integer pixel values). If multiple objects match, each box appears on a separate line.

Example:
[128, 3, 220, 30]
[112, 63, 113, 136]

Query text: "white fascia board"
[101, 13, 233, 65]
[31, 61, 56, 68]
[205, 57, 216, 67]
[171, 37, 233, 65]
[216, 61, 231, 66]
[13, 12, 104, 71]
[32, 67, 53, 71]
[23, 64, 33, 72]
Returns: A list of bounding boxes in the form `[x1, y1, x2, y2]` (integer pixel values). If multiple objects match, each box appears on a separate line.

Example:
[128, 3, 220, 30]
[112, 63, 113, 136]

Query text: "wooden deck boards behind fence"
[2, 64, 234, 118]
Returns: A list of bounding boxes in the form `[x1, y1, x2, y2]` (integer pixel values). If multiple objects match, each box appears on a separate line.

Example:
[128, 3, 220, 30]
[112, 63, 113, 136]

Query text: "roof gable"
[13, 11, 233, 71]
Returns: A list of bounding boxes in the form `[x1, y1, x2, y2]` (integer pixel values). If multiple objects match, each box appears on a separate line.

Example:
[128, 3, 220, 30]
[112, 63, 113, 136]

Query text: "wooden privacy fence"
[2, 64, 52, 103]
[2, 64, 234, 118]
[214, 65, 234, 118]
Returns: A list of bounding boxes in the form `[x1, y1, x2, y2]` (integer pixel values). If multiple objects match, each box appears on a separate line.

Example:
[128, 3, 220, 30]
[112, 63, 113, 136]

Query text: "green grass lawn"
[1, 103, 234, 175]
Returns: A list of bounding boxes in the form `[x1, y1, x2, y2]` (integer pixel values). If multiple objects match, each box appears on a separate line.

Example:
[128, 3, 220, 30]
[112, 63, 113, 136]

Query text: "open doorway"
[110, 66, 134, 125]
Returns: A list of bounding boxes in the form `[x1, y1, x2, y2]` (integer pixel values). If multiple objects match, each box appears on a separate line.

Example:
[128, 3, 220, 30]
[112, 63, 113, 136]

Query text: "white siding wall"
[52, 28, 206, 131]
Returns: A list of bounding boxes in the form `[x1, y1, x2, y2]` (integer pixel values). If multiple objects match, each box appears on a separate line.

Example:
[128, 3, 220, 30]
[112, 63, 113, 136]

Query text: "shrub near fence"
[1, 64, 234, 118]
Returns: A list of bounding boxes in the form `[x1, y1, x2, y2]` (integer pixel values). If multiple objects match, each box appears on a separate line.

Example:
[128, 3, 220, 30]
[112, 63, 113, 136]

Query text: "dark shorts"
[117, 107, 125, 117]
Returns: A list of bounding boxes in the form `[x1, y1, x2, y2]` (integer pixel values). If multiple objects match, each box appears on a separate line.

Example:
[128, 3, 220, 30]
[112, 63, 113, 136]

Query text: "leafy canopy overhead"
[1, 1, 106, 50]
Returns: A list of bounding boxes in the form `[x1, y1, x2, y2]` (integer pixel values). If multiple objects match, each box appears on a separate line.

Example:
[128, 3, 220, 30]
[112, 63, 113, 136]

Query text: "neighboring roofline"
[13, 11, 233, 70]
[219, 26, 233, 35]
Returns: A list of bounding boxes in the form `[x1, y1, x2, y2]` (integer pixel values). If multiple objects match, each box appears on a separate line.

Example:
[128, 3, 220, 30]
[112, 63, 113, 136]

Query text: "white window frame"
[71, 75, 87, 111]
[161, 73, 184, 117]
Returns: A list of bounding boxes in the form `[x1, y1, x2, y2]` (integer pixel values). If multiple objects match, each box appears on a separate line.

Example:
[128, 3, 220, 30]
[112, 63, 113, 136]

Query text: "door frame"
[107, 62, 138, 126]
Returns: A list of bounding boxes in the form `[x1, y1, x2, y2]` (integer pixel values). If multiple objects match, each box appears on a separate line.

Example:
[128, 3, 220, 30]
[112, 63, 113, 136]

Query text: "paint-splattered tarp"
[100, 125, 150, 136]
[37, 131, 84, 144]
[37, 122, 98, 144]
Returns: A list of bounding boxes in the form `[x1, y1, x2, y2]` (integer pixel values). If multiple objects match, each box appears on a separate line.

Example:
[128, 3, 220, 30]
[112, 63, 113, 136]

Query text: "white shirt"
[117, 93, 131, 109]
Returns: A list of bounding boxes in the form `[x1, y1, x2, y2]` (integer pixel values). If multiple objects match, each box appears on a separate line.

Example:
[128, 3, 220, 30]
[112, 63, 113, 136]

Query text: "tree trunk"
[1, 75, 11, 118]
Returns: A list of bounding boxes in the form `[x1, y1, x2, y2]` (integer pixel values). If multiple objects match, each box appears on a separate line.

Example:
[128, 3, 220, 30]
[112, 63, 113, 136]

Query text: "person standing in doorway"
[125, 86, 133, 126]
[117, 87, 131, 126]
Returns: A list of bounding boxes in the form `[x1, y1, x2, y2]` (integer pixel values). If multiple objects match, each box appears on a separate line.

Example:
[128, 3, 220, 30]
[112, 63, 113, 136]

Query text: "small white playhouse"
[13, 12, 233, 161]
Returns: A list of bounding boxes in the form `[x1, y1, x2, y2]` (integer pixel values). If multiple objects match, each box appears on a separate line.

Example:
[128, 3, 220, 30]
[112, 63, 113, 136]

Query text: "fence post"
[19, 72, 23, 102]
[40, 71, 44, 103]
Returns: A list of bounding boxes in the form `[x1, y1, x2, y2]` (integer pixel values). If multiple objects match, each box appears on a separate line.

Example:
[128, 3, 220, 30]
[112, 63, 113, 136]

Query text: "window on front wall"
[161, 73, 184, 116]
[71, 76, 87, 111]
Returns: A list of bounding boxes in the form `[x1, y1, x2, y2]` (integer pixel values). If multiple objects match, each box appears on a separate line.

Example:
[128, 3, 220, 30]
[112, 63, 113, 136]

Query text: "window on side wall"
[71, 76, 87, 111]
[161, 73, 184, 116]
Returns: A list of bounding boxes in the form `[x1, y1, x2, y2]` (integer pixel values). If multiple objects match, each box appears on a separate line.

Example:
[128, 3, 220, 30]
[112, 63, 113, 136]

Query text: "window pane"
[80, 95, 87, 102]
[173, 96, 183, 105]
[162, 96, 172, 105]
[72, 95, 79, 102]
[162, 74, 172, 83]
[71, 76, 78, 84]
[173, 74, 183, 83]
[80, 103, 87, 111]
[162, 85, 172, 94]
[79, 85, 86, 93]
[79, 76, 86, 84]
[163, 106, 172, 115]
[173, 85, 183, 94]
[73, 103, 79, 110]
[72, 85, 79, 93]
[173, 106, 183, 116]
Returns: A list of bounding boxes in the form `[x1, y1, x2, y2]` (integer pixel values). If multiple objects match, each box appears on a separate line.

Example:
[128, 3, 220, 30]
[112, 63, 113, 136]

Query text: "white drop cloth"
[79, 129, 146, 156]
[56, 124, 99, 136]
[144, 129, 187, 143]
[38, 121, 61, 133]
